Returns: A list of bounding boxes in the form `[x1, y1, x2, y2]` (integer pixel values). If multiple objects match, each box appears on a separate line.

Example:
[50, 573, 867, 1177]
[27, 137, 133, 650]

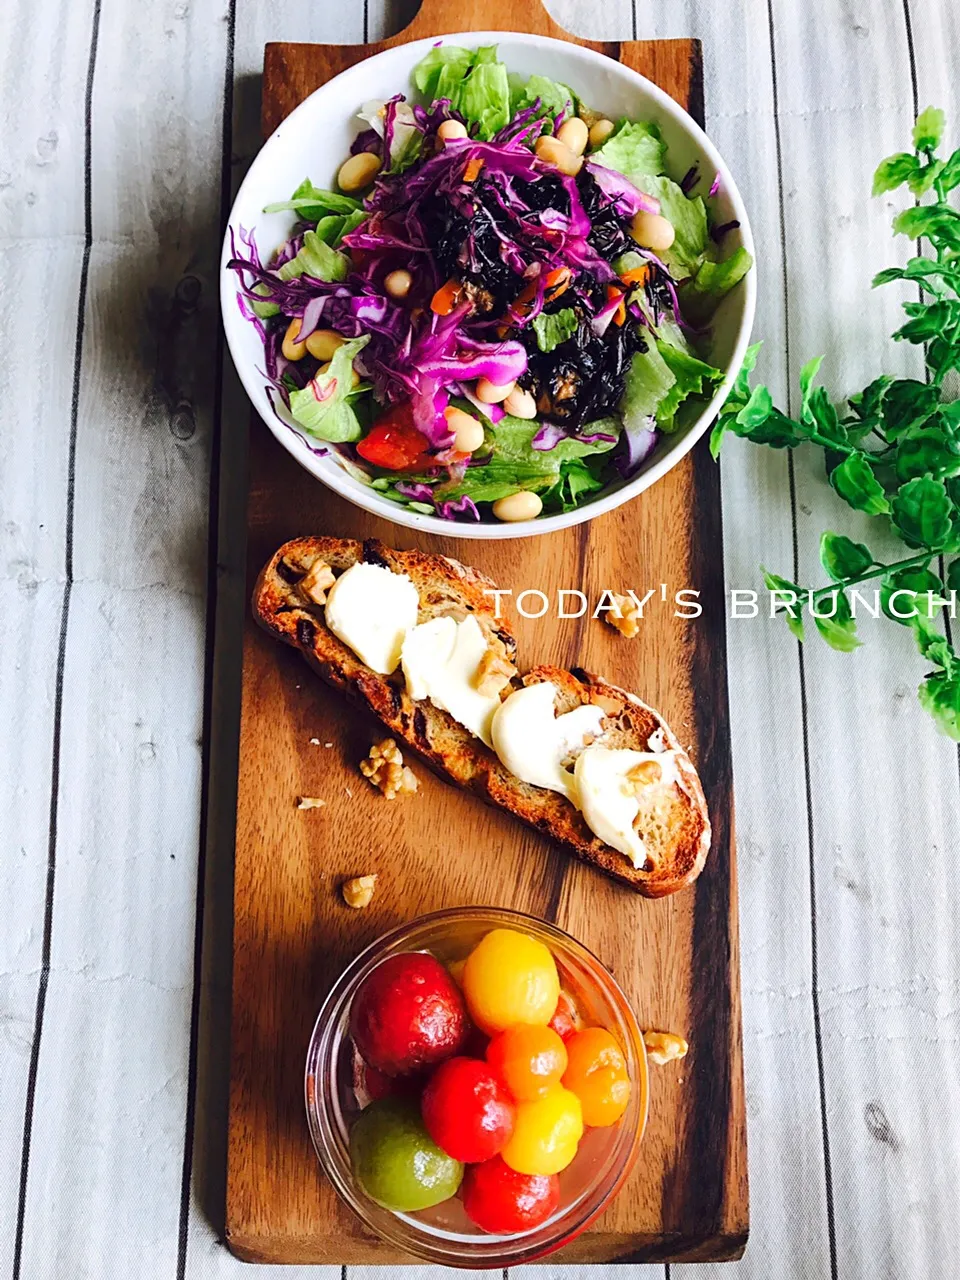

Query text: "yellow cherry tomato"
[461, 929, 560, 1035]
[446, 957, 466, 988]
[562, 1027, 631, 1127]
[500, 1085, 583, 1175]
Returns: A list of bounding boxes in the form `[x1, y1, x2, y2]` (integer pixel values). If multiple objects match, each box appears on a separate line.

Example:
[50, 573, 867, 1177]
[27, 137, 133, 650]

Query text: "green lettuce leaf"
[279, 229, 349, 283]
[413, 45, 475, 99]
[591, 120, 666, 181]
[532, 307, 578, 353]
[440, 415, 618, 503]
[621, 340, 722, 433]
[313, 209, 367, 245]
[457, 59, 510, 139]
[288, 335, 370, 443]
[509, 73, 576, 132]
[263, 178, 362, 221]
[633, 175, 708, 279]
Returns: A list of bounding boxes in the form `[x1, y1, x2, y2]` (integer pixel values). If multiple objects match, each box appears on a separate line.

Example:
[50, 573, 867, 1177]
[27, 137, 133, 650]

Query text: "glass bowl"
[304, 906, 648, 1268]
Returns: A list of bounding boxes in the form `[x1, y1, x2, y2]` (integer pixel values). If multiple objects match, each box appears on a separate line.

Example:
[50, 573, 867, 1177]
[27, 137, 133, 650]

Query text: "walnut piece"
[605, 593, 642, 639]
[359, 738, 418, 800]
[627, 759, 663, 788]
[296, 796, 326, 810]
[341, 874, 377, 909]
[299, 557, 336, 605]
[475, 637, 518, 699]
[643, 1030, 689, 1066]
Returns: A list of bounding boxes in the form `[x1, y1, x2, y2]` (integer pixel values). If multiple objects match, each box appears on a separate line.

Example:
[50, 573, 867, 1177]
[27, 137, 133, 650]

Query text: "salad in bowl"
[225, 37, 754, 531]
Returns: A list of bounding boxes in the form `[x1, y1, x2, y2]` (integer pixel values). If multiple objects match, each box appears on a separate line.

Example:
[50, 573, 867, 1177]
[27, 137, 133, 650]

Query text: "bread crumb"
[359, 738, 419, 799]
[309, 737, 320, 745]
[324, 742, 333, 748]
[296, 796, 326, 810]
[341, 874, 377, 909]
[643, 1030, 689, 1066]
[605, 593, 642, 639]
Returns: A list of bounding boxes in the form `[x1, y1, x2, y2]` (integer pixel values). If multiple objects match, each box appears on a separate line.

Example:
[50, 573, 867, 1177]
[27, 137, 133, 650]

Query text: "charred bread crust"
[253, 538, 709, 898]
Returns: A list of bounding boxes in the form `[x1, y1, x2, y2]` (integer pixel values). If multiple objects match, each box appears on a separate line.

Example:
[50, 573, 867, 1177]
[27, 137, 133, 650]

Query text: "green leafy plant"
[712, 107, 960, 739]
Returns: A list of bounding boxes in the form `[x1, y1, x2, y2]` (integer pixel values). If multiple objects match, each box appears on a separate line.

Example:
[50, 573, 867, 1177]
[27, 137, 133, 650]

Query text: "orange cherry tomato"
[486, 1024, 568, 1101]
[562, 1027, 631, 1127]
[356, 402, 434, 471]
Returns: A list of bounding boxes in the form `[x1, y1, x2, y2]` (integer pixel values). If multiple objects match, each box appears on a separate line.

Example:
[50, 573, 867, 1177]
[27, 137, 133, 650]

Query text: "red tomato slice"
[357, 402, 433, 471]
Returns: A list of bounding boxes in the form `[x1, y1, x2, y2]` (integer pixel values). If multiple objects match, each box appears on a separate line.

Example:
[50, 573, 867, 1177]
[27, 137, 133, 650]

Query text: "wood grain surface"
[225, 0, 745, 1264]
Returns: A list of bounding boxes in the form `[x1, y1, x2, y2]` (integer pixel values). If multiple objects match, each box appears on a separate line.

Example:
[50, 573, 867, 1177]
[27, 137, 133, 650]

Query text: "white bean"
[281, 318, 306, 361]
[337, 151, 381, 192]
[305, 329, 345, 361]
[384, 269, 413, 299]
[503, 387, 537, 419]
[534, 135, 582, 177]
[444, 406, 485, 453]
[492, 491, 543, 522]
[588, 118, 616, 149]
[475, 377, 516, 404]
[557, 116, 589, 157]
[630, 210, 676, 252]
[437, 119, 468, 143]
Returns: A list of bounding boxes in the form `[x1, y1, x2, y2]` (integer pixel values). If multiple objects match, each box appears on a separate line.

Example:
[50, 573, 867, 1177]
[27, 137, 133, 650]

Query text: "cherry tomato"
[547, 990, 582, 1042]
[356, 401, 433, 471]
[562, 1027, 631, 1127]
[421, 1057, 515, 1163]
[462, 1156, 560, 1234]
[350, 952, 467, 1077]
[486, 1024, 567, 1101]
[500, 1086, 582, 1175]
[462, 928, 560, 1035]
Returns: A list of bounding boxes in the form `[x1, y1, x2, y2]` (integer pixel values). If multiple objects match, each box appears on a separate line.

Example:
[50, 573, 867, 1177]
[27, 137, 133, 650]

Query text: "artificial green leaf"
[891, 475, 955, 547]
[812, 588, 861, 652]
[872, 151, 920, 195]
[531, 307, 578, 353]
[729, 341, 762, 406]
[880, 565, 941, 625]
[736, 384, 773, 429]
[763, 569, 806, 641]
[829, 453, 891, 514]
[848, 375, 893, 428]
[918, 671, 960, 740]
[799, 355, 825, 418]
[913, 106, 946, 153]
[746, 408, 809, 448]
[947, 559, 960, 593]
[893, 204, 960, 245]
[894, 299, 960, 344]
[939, 148, 960, 193]
[288, 335, 370, 443]
[709, 416, 729, 460]
[264, 178, 362, 220]
[820, 532, 874, 582]
[591, 120, 666, 182]
[895, 429, 960, 482]
[880, 378, 941, 439]
[908, 158, 946, 197]
[805, 386, 848, 446]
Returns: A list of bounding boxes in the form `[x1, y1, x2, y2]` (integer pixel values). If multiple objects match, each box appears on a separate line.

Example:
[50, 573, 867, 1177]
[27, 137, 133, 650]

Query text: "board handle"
[391, 0, 569, 42]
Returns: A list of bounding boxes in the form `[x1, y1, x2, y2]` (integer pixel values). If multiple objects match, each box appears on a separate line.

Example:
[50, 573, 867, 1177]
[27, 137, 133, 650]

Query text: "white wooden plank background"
[1, 0, 958, 1277]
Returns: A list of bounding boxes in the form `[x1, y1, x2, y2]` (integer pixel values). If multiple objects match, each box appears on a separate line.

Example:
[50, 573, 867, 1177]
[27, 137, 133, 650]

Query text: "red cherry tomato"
[421, 1057, 515, 1163]
[548, 990, 582, 1042]
[350, 952, 468, 1077]
[462, 1156, 560, 1234]
[356, 401, 433, 471]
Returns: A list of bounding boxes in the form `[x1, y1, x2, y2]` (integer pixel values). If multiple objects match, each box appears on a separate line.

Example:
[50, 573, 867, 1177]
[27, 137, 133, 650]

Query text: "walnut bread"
[254, 536, 710, 898]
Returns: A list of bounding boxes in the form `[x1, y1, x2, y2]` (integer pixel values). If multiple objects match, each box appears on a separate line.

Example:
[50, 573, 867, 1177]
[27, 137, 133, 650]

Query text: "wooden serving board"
[225, 1, 746, 1264]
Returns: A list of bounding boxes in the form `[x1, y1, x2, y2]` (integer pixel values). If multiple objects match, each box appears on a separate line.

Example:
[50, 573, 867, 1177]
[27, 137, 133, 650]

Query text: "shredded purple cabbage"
[435, 494, 481, 521]
[351, 128, 383, 157]
[532, 422, 618, 451]
[584, 161, 660, 217]
[708, 171, 721, 197]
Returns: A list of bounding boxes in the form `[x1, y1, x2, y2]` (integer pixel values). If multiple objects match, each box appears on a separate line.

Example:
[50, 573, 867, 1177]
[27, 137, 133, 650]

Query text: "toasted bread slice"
[253, 536, 710, 897]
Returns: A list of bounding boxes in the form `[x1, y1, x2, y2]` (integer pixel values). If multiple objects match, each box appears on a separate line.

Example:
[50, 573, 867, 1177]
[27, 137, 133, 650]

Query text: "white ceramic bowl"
[221, 31, 756, 540]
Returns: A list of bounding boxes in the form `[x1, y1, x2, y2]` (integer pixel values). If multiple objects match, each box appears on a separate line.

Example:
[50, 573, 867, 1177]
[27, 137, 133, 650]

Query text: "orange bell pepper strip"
[431, 278, 464, 315]
[463, 155, 485, 183]
[619, 264, 652, 288]
[606, 284, 626, 326]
